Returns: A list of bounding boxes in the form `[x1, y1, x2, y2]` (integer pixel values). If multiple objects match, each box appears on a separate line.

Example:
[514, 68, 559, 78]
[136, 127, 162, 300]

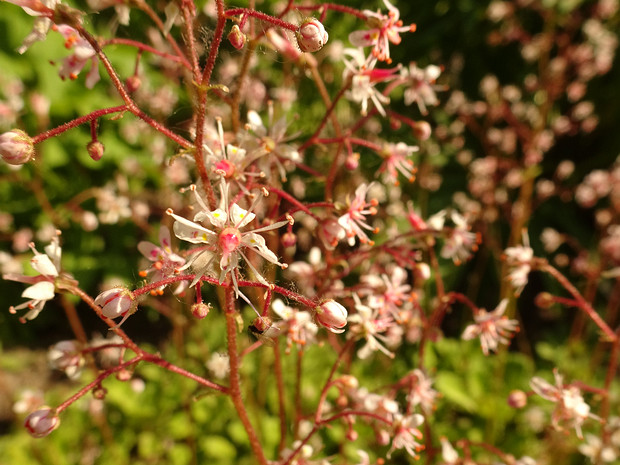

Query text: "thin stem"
[224, 284, 269, 465]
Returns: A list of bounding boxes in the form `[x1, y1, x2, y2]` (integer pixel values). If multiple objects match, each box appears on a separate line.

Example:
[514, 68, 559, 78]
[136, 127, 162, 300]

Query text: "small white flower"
[462, 299, 519, 355]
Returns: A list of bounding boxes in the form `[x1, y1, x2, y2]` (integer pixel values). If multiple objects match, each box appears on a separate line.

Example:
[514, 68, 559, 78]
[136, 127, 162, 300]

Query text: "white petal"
[200, 208, 228, 229]
[230, 203, 256, 229]
[172, 217, 215, 244]
[22, 281, 55, 301]
[31, 254, 58, 277]
[242, 233, 278, 263]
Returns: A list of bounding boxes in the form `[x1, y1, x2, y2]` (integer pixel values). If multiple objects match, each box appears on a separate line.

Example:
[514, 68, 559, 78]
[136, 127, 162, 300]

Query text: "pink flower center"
[219, 227, 242, 254]
[214, 159, 236, 178]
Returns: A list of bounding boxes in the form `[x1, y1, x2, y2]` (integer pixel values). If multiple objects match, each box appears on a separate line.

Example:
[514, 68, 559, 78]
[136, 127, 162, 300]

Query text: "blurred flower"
[48, 340, 84, 380]
[54, 24, 100, 89]
[348, 294, 394, 358]
[272, 299, 317, 352]
[401, 63, 443, 115]
[4, 234, 64, 321]
[6, 0, 58, 54]
[504, 232, 534, 296]
[349, 0, 415, 64]
[462, 299, 519, 355]
[138, 225, 187, 294]
[378, 141, 418, 185]
[530, 369, 597, 438]
[206, 353, 230, 379]
[338, 183, 379, 246]
[387, 413, 425, 459]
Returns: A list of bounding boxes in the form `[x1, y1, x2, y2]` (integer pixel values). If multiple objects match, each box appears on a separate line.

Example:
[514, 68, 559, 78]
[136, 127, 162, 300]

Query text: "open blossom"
[365, 266, 412, 320]
[348, 294, 395, 358]
[240, 108, 301, 181]
[167, 180, 291, 305]
[441, 211, 480, 265]
[504, 232, 534, 295]
[378, 142, 418, 185]
[530, 369, 597, 438]
[272, 299, 317, 352]
[5, 0, 58, 54]
[137, 225, 186, 294]
[407, 369, 439, 413]
[48, 340, 84, 380]
[338, 183, 379, 246]
[401, 63, 443, 115]
[349, 0, 415, 64]
[4, 234, 64, 321]
[54, 24, 100, 89]
[387, 413, 425, 459]
[462, 299, 519, 355]
[343, 48, 399, 117]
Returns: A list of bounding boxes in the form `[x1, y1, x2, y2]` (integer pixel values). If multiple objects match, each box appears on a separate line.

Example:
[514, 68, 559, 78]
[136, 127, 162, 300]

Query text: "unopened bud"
[534, 292, 554, 309]
[507, 390, 527, 408]
[0, 129, 35, 165]
[24, 407, 60, 438]
[345, 152, 360, 170]
[94, 287, 135, 319]
[295, 18, 328, 53]
[191, 302, 211, 319]
[282, 231, 297, 248]
[92, 385, 107, 400]
[125, 75, 141, 93]
[413, 121, 432, 141]
[87, 140, 105, 161]
[314, 300, 347, 333]
[228, 24, 246, 50]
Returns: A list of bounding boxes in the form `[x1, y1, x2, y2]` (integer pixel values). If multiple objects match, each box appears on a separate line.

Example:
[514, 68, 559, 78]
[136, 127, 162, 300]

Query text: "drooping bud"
[413, 121, 432, 141]
[48, 340, 84, 380]
[94, 287, 135, 319]
[0, 129, 35, 165]
[345, 152, 360, 170]
[295, 17, 329, 53]
[228, 24, 247, 50]
[87, 140, 105, 161]
[282, 231, 297, 248]
[314, 300, 347, 333]
[24, 407, 60, 438]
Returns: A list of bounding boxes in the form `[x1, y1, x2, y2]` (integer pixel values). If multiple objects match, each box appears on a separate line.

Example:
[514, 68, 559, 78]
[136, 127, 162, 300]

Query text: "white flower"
[348, 294, 394, 358]
[4, 235, 63, 321]
[337, 183, 379, 246]
[504, 232, 534, 295]
[167, 180, 291, 309]
[462, 299, 519, 355]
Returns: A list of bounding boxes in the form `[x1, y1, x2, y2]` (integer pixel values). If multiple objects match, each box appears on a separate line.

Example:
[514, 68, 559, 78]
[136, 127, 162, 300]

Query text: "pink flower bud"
[125, 75, 141, 93]
[413, 121, 432, 141]
[24, 407, 60, 438]
[295, 18, 328, 53]
[0, 129, 35, 165]
[282, 231, 297, 248]
[94, 287, 134, 319]
[345, 152, 360, 170]
[191, 302, 211, 319]
[228, 24, 246, 50]
[507, 390, 528, 408]
[87, 140, 105, 161]
[314, 300, 347, 333]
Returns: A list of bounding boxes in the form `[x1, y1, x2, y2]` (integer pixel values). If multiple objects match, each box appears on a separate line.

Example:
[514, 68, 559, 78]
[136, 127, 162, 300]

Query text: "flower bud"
[228, 24, 246, 50]
[507, 390, 528, 409]
[345, 152, 360, 170]
[295, 18, 328, 53]
[24, 407, 60, 438]
[87, 140, 105, 161]
[0, 129, 35, 165]
[413, 121, 432, 141]
[94, 287, 134, 319]
[318, 218, 342, 250]
[125, 75, 141, 93]
[314, 300, 347, 333]
[48, 340, 84, 380]
[191, 302, 211, 319]
[282, 231, 297, 248]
